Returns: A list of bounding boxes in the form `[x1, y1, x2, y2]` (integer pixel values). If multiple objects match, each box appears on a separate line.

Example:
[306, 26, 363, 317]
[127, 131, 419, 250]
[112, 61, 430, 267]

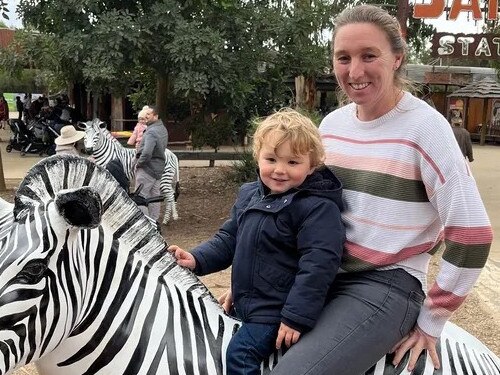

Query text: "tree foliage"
[7, 0, 440, 148]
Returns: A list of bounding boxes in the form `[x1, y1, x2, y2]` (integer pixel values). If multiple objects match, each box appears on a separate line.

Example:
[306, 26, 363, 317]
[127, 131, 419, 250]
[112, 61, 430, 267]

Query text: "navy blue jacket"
[191, 166, 345, 331]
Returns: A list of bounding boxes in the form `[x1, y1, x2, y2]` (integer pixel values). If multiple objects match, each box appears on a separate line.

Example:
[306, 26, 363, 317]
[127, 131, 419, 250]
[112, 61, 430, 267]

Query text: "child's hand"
[167, 245, 196, 270]
[275, 322, 301, 349]
[217, 290, 233, 313]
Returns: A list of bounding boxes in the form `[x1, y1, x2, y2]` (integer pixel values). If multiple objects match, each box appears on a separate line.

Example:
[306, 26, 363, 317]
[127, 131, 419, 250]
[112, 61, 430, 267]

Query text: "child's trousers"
[226, 322, 280, 375]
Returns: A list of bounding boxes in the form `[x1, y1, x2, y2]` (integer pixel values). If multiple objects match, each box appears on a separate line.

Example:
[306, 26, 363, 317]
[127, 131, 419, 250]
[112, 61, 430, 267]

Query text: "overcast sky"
[3, 0, 485, 34]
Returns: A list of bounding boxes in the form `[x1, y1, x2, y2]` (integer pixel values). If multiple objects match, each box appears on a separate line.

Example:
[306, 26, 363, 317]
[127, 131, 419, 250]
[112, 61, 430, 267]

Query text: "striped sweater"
[320, 91, 493, 337]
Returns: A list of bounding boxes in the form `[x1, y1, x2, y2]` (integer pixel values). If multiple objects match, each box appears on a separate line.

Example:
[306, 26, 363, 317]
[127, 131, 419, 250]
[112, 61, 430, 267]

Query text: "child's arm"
[167, 245, 196, 269]
[275, 322, 301, 349]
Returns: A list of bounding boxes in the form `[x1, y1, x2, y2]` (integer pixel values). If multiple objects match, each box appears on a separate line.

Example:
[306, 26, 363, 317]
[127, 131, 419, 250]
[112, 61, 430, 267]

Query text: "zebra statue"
[0, 155, 498, 375]
[81, 118, 180, 224]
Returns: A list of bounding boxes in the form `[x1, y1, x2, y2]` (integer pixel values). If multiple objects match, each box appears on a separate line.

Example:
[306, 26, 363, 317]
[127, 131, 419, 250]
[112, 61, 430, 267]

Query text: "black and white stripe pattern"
[0, 156, 498, 375]
[82, 119, 180, 224]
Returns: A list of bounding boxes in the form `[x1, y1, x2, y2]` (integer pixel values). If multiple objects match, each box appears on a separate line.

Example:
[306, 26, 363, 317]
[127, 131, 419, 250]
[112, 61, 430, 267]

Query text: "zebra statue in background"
[81, 118, 180, 224]
[0, 156, 499, 375]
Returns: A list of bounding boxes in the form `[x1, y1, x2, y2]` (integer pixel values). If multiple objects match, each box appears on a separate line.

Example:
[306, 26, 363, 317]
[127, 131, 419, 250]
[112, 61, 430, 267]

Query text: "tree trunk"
[110, 95, 124, 131]
[295, 75, 317, 112]
[0, 151, 6, 192]
[156, 74, 168, 123]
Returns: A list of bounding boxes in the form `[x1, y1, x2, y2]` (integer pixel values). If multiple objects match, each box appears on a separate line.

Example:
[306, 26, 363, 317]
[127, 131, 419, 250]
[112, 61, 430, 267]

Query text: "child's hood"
[299, 166, 344, 210]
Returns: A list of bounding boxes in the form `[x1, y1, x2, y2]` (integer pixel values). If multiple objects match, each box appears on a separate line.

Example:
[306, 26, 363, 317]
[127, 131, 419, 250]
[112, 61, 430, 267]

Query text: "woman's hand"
[391, 325, 440, 371]
[217, 290, 233, 313]
[167, 245, 196, 270]
[275, 323, 301, 349]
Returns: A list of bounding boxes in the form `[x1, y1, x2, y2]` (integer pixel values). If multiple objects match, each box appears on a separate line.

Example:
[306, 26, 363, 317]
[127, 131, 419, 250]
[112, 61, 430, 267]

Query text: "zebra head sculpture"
[0, 156, 498, 375]
[81, 118, 108, 157]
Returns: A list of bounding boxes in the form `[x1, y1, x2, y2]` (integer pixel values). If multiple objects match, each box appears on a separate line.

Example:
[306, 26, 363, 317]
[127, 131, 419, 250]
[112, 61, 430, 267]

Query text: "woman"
[225, 5, 492, 374]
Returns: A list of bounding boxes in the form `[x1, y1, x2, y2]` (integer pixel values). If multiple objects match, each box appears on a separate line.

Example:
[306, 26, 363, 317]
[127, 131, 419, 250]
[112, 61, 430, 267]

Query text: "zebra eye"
[17, 260, 48, 284]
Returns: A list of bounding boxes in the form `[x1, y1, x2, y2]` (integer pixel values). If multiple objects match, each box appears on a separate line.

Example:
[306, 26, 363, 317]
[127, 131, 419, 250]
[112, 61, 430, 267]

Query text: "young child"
[168, 108, 345, 375]
[127, 106, 149, 150]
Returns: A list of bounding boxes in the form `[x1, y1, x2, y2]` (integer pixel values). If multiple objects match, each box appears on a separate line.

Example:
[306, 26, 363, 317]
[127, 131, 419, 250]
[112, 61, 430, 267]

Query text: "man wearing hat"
[55, 125, 85, 156]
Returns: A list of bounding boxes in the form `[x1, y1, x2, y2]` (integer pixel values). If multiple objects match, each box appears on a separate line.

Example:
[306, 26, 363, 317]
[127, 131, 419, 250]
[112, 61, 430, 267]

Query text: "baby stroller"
[5, 119, 30, 153]
[6, 117, 59, 156]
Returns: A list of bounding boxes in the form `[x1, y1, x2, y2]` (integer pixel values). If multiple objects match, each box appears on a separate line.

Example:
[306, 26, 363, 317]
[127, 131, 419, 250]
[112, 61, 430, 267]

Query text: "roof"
[0, 28, 15, 49]
[447, 78, 500, 98]
[404, 64, 498, 85]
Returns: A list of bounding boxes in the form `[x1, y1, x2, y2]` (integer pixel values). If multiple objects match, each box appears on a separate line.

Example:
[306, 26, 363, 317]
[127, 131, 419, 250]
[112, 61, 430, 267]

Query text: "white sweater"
[320, 91, 493, 337]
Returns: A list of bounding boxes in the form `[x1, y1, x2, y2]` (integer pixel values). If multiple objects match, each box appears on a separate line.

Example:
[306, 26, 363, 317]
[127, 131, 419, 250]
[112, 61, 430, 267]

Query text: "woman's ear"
[393, 55, 403, 70]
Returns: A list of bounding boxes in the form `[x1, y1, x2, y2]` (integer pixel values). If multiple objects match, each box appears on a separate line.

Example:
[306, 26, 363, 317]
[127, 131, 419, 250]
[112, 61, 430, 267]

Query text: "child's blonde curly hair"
[252, 108, 325, 169]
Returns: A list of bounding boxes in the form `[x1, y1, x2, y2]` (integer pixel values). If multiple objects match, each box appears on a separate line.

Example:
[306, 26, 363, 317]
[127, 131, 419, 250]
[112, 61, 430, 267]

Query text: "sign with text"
[431, 33, 500, 59]
[414, 0, 498, 20]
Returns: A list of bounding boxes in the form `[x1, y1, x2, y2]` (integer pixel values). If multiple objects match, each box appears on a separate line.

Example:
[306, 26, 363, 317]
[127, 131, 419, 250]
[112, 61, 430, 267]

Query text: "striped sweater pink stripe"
[320, 92, 493, 337]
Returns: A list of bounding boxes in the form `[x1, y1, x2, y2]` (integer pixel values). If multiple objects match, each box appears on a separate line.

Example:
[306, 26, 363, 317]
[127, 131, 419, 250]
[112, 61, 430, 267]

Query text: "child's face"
[138, 117, 146, 124]
[258, 138, 315, 194]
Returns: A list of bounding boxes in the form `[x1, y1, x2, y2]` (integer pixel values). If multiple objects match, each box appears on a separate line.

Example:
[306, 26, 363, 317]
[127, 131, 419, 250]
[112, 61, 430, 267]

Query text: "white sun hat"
[55, 125, 85, 145]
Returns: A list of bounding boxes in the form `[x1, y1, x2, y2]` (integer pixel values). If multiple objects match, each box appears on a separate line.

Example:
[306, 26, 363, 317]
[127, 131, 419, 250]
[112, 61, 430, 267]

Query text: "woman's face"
[333, 22, 402, 120]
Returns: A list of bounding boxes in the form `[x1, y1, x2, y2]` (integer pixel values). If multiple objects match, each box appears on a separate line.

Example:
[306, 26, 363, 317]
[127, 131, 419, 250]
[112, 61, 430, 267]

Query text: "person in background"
[127, 106, 149, 150]
[16, 96, 24, 121]
[0, 94, 9, 129]
[263, 5, 492, 374]
[54, 125, 85, 156]
[168, 108, 345, 375]
[29, 95, 45, 119]
[23, 93, 32, 121]
[134, 105, 168, 221]
[451, 120, 474, 162]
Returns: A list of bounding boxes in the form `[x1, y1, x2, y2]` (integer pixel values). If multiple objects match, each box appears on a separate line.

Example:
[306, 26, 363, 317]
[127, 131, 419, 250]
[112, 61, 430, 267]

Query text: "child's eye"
[265, 157, 276, 162]
[289, 160, 299, 165]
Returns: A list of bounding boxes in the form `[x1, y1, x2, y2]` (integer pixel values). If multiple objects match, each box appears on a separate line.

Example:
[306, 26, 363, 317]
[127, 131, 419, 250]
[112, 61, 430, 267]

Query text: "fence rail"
[173, 151, 247, 167]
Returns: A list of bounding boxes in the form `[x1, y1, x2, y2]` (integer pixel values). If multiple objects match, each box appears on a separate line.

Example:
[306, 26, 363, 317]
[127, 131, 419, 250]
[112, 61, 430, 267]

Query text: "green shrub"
[226, 152, 257, 184]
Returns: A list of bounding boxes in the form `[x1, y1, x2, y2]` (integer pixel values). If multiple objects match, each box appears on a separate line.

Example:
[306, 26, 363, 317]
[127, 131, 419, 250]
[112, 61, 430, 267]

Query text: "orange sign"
[414, 0, 498, 20]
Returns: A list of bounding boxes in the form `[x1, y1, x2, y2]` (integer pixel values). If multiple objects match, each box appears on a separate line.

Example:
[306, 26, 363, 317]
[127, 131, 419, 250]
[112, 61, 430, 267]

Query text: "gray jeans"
[270, 268, 425, 375]
[135, 168, 161, 221]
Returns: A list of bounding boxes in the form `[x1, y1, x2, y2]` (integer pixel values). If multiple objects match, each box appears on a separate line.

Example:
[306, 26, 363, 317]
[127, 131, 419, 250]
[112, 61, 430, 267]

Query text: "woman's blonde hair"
[252, 108, 325, 168]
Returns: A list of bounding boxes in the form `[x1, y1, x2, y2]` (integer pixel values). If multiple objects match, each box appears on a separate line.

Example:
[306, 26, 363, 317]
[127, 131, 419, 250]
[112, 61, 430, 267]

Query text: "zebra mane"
[14, 155, 220, 306]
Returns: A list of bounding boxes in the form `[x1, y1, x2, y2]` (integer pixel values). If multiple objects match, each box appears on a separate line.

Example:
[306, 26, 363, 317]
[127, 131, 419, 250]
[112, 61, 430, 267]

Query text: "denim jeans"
[270, 268, 425, 375]
[226, 322, 280, 375]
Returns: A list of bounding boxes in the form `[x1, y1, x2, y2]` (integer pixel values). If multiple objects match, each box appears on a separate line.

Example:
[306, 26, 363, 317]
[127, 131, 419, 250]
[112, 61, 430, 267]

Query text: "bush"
[226, 152, 257, 184]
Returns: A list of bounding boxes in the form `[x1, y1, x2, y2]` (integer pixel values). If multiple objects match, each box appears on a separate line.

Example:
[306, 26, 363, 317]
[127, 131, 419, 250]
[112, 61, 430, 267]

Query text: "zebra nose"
[85, 148, 94, 155]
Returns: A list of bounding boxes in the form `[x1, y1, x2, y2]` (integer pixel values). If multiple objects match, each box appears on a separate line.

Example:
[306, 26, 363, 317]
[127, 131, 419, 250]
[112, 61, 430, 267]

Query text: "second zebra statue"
[81, 118, 180, 224]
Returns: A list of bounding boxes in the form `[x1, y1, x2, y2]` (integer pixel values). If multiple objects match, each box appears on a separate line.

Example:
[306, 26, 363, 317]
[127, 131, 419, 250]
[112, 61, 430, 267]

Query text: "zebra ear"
[55, 187, 102, 229]
[75, 121, 87, 130]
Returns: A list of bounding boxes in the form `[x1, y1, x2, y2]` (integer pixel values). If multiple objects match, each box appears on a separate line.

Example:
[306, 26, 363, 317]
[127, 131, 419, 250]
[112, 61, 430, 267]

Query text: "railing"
[173, 151, 247, 167]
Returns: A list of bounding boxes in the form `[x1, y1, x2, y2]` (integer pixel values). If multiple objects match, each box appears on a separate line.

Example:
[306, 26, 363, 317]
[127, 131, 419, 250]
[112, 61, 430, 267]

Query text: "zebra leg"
[163, 199, 172, 225]
[172, 201, 179, 221]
